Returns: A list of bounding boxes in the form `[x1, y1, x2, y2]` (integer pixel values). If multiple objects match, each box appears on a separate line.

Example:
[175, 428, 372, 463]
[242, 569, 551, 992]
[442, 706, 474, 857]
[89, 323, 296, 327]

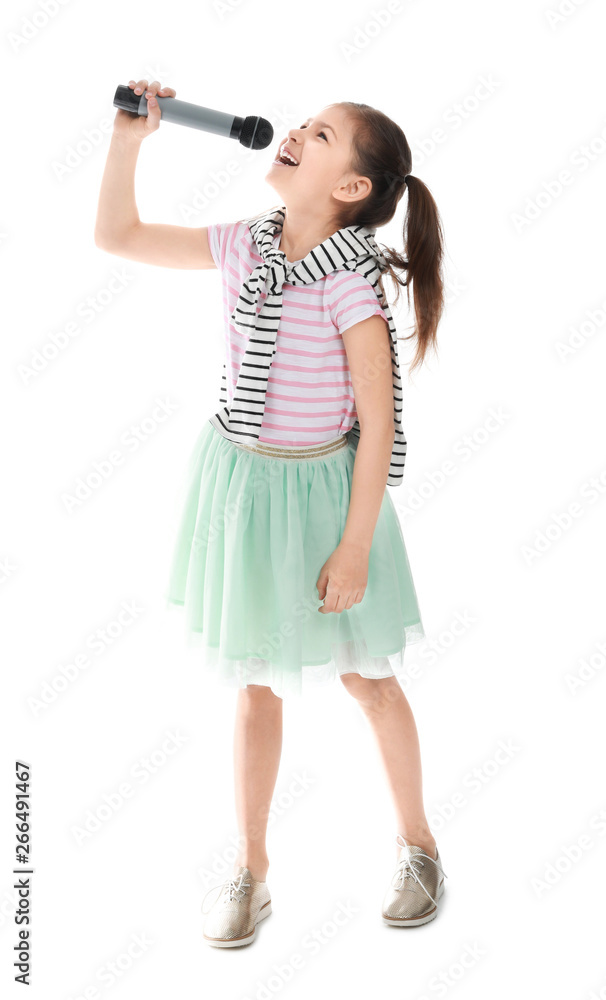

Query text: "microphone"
[113, 85, 274, 150]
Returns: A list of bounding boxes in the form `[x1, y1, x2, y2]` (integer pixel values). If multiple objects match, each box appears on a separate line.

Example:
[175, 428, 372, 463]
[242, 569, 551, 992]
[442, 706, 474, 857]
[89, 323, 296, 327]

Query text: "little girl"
[95, 78, 448, 948]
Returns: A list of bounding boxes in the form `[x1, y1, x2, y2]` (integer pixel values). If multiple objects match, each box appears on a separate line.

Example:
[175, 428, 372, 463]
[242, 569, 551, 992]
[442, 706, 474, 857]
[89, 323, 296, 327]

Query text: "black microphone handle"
[113, 85, 274, 149]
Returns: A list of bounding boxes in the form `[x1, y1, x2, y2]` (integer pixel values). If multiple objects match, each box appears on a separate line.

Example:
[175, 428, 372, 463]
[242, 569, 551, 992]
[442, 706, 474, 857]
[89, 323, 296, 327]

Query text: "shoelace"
[391, 835, 449, 908]
[201, 873, 251, 916]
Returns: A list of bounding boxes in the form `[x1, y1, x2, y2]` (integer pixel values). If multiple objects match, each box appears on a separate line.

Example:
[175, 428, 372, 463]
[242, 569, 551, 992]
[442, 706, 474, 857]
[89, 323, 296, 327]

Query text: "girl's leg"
[339, 674, 437, 861]
[233, 684, 283, 881]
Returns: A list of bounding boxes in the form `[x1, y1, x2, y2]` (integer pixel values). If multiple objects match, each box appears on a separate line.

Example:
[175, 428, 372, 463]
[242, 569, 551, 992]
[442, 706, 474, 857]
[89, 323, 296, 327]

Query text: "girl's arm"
[339, 314, 396, 552]
[94, 79, 216, 270]
[315, 314, 395, 613]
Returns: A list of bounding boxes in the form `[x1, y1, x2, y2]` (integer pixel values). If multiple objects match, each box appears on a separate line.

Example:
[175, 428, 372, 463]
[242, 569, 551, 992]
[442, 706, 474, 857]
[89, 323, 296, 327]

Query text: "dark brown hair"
[330, 101, 445, 374]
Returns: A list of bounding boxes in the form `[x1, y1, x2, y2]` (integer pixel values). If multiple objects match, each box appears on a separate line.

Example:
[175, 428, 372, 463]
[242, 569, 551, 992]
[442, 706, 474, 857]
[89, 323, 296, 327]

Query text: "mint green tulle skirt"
[164, 421, 425, 698]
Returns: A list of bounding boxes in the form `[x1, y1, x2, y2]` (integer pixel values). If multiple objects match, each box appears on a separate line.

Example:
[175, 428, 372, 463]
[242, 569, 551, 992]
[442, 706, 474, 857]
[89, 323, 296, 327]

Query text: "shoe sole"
[382, 879, 444, 927]
[203, 900, 272, 948]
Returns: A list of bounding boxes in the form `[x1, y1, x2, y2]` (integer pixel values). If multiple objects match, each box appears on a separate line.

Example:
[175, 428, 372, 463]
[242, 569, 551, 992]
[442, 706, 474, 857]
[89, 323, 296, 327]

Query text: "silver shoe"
[382, 835, 448, 927]
[201, 866, 272, 947]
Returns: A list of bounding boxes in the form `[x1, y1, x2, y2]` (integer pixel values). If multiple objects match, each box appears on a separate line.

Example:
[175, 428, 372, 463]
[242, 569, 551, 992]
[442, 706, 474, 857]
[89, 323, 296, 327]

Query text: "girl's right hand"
[113, 79, 176, 142]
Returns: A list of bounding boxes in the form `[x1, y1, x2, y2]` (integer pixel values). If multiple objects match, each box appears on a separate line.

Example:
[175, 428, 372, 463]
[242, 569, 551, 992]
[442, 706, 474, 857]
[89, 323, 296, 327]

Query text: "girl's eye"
[300, 124, 328, 140]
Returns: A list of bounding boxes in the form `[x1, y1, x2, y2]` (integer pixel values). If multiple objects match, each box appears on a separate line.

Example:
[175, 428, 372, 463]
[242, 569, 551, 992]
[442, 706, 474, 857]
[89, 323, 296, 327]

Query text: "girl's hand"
[113, 78, 176, 143]
[316, 542, 369, 614]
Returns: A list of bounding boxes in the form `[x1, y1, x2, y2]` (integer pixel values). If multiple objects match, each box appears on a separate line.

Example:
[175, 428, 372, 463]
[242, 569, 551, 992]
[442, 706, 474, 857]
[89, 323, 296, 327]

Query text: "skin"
[266, 105, 372, 261]
[97, 82, 438, 882]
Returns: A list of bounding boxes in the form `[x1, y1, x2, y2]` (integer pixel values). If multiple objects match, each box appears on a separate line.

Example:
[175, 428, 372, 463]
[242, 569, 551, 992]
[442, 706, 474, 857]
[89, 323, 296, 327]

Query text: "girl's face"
[266, 105, 371, 212]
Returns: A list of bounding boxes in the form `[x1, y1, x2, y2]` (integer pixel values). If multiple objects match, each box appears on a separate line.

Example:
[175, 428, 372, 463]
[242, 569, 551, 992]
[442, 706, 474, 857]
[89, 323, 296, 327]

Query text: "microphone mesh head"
[241, 116, 274, 150]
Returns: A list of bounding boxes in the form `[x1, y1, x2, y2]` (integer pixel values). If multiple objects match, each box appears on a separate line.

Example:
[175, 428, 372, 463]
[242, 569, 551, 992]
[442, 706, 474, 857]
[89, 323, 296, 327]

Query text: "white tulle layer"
[166, 600, 426, 698]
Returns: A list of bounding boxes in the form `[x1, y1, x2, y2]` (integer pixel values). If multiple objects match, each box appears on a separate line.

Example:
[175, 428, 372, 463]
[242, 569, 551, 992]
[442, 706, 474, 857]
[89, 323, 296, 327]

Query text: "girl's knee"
[339, 672, 400, 710]
[239, 684, 283, 705]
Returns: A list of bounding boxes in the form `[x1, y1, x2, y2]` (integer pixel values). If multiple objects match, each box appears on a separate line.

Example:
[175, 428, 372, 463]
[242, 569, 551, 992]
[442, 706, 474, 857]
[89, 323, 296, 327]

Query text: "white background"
[3, 0, 606, 997]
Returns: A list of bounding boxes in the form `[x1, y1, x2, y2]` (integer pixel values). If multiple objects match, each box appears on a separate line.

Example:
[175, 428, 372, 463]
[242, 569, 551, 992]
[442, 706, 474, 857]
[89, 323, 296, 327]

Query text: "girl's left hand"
[316, 542, 369, 614]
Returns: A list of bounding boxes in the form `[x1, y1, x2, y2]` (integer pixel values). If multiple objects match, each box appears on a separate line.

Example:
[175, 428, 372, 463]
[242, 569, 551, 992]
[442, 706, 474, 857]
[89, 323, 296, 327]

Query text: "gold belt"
[235, 435, 348, 460]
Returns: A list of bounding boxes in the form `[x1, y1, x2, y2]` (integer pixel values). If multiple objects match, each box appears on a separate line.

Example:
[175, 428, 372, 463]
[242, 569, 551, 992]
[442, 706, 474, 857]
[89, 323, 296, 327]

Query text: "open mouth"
[274, 146, 299, 167]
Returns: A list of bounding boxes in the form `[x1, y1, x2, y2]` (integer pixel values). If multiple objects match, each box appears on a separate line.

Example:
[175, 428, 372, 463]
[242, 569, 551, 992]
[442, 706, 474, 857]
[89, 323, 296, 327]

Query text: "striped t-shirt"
[206, 220, 390, 447]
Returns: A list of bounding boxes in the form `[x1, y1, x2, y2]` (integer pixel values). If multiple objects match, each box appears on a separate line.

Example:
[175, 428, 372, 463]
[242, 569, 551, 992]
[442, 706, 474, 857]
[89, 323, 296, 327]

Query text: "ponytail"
[333, 102, 446, 374]
[380, 173, 445, 374]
